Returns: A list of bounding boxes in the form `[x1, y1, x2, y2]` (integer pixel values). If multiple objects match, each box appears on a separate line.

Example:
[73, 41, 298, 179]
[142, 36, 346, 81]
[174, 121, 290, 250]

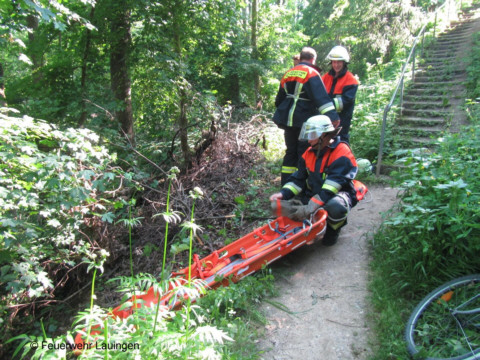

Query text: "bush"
[0, 109, 132, 343]
[375, 115, 480, 294]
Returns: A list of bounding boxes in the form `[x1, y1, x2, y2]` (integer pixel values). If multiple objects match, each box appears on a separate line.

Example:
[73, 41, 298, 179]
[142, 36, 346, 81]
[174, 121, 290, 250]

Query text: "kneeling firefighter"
[269, 115, 365, 246]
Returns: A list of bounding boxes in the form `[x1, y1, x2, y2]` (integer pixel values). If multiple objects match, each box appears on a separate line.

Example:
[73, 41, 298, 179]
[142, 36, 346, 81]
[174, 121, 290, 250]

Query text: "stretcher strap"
[276, 199, 282, 218]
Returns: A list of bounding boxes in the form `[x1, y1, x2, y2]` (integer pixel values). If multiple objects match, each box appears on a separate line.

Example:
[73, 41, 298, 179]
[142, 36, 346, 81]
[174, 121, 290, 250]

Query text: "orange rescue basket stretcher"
[74, 210, 327, 350]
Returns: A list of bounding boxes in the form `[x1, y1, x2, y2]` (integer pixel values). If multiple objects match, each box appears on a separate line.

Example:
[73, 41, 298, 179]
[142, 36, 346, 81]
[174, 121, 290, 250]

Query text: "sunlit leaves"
[0, 112, 126, 312]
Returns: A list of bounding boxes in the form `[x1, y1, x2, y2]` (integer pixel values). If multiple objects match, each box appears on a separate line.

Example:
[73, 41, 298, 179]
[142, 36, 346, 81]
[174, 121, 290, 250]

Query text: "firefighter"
[292, 54, 300, 66]
[322, 45, 359, 143]
[273, 47, 340, 186]
[269, 115, 359, 246]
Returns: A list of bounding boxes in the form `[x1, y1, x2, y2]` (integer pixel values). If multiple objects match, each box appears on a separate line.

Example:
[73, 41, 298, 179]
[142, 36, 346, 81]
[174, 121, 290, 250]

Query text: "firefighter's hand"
[290, 195, 323, 221]
[269, 192, 283, 202]
[271, 199, 303, 218]
[307, 195, 324, 213]
[290, 205, 310, 221]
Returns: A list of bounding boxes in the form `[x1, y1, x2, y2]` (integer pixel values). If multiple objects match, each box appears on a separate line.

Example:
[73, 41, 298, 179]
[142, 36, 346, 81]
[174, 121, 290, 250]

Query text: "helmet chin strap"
[314, 127, 342, 157]
[315, 136, 333, 156]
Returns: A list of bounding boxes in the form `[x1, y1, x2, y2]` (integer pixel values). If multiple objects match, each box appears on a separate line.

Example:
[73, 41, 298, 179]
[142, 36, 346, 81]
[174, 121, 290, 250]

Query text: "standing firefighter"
[322, 45, 359, 143]
[273, 47, 340, 185]
[270, 115, 364, 246]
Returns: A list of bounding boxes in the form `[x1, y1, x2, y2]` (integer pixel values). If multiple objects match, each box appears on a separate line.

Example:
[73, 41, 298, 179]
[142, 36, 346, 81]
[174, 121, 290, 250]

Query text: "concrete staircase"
[389, 7, 480, 152]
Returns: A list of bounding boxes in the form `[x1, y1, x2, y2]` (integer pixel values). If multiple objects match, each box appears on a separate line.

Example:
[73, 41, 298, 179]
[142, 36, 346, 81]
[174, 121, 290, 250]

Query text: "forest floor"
[256, 184, 399, 360]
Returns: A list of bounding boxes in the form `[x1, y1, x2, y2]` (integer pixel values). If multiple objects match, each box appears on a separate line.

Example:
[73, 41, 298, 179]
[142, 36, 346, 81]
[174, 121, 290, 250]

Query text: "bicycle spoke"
[406, 275, 480, 359]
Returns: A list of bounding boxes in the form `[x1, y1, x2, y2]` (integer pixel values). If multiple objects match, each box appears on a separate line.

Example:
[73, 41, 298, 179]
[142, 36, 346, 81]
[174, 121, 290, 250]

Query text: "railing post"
[412, 46, 416, 82]
[434, 12, 437, 38]
[421, 31, 425, 58]
[400, 78, 405, 116]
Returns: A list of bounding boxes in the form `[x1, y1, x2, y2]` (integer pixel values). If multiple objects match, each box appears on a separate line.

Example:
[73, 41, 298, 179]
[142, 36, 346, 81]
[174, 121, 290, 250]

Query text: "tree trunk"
[0, 63, 6, 107]
[26, 14, 43, 83]
[78, 7, 95, 128]
[251, 0, 260, 103]
[229, 72, 241, 105]
[109, 0, 134, 145]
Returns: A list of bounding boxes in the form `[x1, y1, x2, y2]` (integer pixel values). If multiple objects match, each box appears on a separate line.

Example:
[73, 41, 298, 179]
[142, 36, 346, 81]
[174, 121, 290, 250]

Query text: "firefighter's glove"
[271, 199, 303, 218]
[290, 195, 324, 222]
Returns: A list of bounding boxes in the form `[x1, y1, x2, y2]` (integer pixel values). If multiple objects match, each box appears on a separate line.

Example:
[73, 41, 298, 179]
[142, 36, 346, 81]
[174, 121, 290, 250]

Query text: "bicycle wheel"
[405, 274, 480, 360]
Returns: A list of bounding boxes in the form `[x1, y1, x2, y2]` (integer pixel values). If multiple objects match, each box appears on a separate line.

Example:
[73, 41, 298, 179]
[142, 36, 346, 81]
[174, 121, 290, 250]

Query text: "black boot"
[322, 226, 340, 246]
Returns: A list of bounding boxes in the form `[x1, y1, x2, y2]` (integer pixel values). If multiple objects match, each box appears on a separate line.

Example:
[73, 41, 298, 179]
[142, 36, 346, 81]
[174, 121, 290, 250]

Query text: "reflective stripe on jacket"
[280, 137, 358, 205]
[273, 62, 338, 129]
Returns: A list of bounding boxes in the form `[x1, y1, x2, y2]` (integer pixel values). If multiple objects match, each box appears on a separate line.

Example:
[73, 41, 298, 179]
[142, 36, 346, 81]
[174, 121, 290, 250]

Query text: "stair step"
[423, 52, 457, 59]
[429, 43, 469, 51]
[398, 116, 447, 125]
[403, 88, 447, 96]
[421, 58, 458, 65]
[411, 80, 463, 88]
[437, 33, 472, 40]
[413, 75, 455, 82]
[415, 68, 463, 75]
[409, 137, 438, 145]
[436, 34, 472, 42]
[393, 136, 438, 148]
[395, 126, 445, 140]
[401, 108, 451, 117]
[403, 96, 448, 104]
[424, 49, 461, 56]
[421, 58, 456, 65]
[402, 100, 449, 108]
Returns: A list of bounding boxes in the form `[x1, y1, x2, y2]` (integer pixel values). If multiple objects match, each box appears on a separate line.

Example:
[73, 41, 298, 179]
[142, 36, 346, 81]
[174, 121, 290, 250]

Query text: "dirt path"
[257, 184, 399, 360]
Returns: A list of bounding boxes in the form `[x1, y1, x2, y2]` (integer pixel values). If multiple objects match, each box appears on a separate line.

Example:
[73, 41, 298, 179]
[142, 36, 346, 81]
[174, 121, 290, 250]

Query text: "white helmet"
[299, 115, 335, 141]
[326, 46, 350, 63]
[357, 158, 373, 174]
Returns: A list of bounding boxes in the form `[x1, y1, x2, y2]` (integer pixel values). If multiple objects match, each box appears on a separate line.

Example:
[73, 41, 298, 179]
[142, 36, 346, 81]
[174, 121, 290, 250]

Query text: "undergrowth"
[368, 26, 480, 359]
[8, 168, 277, 359]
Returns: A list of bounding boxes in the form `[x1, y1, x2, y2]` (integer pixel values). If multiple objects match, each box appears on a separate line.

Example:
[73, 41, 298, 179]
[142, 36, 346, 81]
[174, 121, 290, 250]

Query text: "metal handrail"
[375, 0, 460, 176]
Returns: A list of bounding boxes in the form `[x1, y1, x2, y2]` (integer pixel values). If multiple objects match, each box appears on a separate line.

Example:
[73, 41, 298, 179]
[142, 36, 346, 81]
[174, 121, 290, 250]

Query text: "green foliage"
[10, 275, 234, 359]
[196, 269, 277, 357]
[466, 33, 480, 98]
[0, 0, 95, 35]
[302, 0, 426, 78]
[368, 18, 480, 359]
[9, 233, 276, 360]
[368, 114, 480, 358]
[346, 52, 410, 165]
[0, 109, 133, 337]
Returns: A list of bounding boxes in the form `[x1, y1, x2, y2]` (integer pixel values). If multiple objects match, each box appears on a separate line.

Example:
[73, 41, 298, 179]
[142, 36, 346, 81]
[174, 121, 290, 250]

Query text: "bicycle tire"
[405, 274, 480, 360]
